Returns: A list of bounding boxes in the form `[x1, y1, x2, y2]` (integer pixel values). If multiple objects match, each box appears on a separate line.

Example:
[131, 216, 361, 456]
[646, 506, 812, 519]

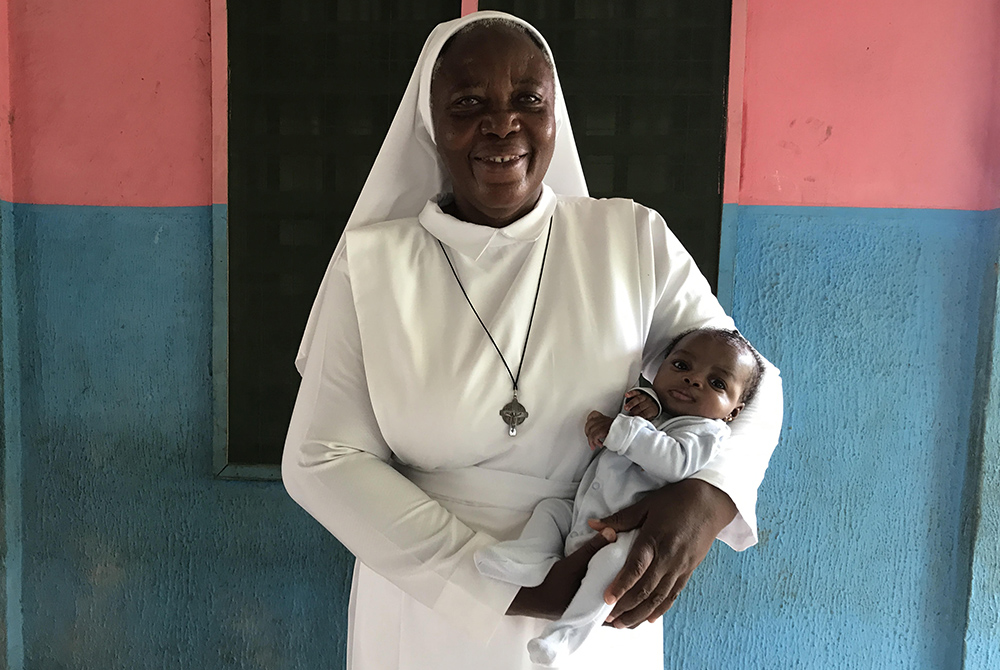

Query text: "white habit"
[283, 187, 783, 669]
[281, 10, 783, 670]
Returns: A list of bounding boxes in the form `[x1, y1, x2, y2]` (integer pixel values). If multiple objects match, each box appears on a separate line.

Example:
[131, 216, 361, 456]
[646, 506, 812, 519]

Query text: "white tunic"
[282, 186, 783, 669]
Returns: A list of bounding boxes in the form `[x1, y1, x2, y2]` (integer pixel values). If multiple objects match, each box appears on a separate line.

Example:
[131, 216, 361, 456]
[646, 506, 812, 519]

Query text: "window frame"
[211, 0, 749, 479]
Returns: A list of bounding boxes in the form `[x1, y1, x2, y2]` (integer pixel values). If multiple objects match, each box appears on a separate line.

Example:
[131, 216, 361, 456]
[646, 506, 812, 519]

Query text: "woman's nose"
[481, 109, 521, 137]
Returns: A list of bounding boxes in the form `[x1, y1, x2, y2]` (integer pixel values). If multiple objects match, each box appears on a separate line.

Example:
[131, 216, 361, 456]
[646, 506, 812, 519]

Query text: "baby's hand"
[623, 389, 658, 420]
[585, 411, 614, 451]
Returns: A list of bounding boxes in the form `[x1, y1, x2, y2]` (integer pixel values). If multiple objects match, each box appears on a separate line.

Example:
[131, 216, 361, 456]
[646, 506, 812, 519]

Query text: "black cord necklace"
[438, 216, 553, 436]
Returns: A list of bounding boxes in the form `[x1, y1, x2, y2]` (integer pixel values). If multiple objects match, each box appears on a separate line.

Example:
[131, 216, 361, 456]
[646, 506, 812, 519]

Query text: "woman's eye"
[453, 97, 481, 108]
[518, 93, 542, 104]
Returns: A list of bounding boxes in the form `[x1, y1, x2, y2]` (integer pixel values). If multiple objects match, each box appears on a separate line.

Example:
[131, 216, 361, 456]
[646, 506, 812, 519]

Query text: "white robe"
[282, 186, 783, 669]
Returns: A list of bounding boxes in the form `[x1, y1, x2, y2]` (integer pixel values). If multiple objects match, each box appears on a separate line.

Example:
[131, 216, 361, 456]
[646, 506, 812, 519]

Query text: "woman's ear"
[725, 403, 745, 422]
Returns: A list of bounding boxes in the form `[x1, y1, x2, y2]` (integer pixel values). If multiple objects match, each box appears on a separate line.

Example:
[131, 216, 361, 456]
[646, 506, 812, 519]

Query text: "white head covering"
[296, 11, 588, 371]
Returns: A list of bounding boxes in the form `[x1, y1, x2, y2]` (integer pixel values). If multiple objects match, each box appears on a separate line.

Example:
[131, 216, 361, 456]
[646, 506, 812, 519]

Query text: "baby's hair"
[662, 328, 765, 404]
[431, 18, 554, 82]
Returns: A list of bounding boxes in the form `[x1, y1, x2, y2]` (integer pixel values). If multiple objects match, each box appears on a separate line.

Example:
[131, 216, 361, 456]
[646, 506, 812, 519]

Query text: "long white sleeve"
[636, 204, 783, 550]
[281, 255, 519, 642]
[603, 414, 727, 482]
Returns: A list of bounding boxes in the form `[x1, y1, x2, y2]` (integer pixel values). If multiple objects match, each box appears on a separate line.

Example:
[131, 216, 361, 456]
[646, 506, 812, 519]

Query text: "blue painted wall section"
[964, 209, 1000, 670]
[663, 205, 997, 668]
[2, 198, 26, 670]
[3, 201, 999, 668]
[6, 204, 354, 669]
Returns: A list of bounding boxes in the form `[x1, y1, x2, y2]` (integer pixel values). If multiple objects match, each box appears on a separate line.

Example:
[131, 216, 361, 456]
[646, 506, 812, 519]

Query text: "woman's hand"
[506, 528, 617, 619]
[587, 478, 737, 628]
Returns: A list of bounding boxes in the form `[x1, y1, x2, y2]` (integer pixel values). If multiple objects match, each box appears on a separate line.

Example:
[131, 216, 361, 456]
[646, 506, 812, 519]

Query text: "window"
[218, 0, 732, 474]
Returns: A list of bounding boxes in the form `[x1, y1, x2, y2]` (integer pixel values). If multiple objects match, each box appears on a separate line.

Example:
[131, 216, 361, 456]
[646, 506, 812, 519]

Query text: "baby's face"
[651, 332, 756, 422]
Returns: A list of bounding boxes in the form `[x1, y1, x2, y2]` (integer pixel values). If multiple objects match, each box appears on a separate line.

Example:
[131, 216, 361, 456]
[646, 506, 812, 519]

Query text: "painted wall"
[9, 204, 354, 669]
[2, 0, 354, 668]
[709, 0, 999, 668]
[2, 1, 999, 670]
[730, 0, 1000, 211]
[6, 0, 213, 207]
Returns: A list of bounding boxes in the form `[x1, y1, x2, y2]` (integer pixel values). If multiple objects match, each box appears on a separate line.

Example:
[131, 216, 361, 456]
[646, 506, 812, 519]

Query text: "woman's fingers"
[507, 529, 616, 620]
[603, 534, 686, 627]
[608, 556, 680, 628]
[603, 537, 655, 606]
[600, 480, 737, 628]
[646, 571, 690, 623]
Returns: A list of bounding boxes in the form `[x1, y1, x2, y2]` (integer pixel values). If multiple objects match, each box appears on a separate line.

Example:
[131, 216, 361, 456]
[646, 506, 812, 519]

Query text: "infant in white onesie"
[475, 328, 765, 666]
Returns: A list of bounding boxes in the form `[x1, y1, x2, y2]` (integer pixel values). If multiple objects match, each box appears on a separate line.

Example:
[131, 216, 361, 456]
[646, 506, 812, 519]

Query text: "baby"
[474, 328, 764, 666]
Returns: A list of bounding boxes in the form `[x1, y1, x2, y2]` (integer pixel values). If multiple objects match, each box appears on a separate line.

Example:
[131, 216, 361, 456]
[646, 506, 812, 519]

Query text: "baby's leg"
[474, 498, 574, 587]
[527, 530, 637, 666]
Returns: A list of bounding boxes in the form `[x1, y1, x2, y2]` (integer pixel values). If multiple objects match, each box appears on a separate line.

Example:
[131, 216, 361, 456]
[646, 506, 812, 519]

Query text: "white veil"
[296, 11, 588, 372]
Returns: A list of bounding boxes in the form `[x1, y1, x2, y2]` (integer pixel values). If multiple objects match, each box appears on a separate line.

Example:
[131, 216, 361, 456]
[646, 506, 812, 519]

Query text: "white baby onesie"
[474, 411, 730, 666]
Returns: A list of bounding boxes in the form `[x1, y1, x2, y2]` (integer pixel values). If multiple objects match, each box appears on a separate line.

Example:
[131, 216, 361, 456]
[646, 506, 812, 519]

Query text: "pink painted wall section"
[721, 0, 747, 206]
[730, 0, 1000, 211]
[0, 0, 13, 202]
[987, 13, 1000, 209]
[211, 0, 227, 206]
[9, 0, 213, 207]
[461, 0, 478, 17]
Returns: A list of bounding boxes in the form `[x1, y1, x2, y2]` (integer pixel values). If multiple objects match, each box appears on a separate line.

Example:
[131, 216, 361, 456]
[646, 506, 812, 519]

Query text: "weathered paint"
[721, 0, 747, 207]
[727, 0, 1000, 210]
[694, 205, 998, 668]
[3, 0, 1000, 667]
[461, 0, 478, 17]
[4, 200, 998, 668]
[209, 0, 227, 206]
[2, 198, 25, 669]
[964, 212, 1000, 669]
[6, 0, 213, 207]
[7, 203, 355, 669]
[0, 0, 12, 202]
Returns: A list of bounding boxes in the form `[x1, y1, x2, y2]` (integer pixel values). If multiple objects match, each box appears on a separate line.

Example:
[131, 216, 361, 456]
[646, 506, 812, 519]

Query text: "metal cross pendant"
[500, 392, 528, 436]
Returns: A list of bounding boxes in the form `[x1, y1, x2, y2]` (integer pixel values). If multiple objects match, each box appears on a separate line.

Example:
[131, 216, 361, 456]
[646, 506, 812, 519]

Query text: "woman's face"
[430, 25, 556, 228]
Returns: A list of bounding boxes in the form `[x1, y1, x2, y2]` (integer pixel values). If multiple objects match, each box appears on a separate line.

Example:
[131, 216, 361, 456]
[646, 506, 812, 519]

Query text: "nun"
[283, 11, 782, 670]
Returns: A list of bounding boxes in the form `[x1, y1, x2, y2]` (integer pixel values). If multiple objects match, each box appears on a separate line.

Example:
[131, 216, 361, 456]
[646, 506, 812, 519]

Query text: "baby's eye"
[671, 360, 689, 371]
[710, 378, 727, 390]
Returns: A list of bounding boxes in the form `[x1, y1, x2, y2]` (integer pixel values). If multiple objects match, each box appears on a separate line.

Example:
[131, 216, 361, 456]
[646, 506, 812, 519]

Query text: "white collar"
[418, 185, 558, 261]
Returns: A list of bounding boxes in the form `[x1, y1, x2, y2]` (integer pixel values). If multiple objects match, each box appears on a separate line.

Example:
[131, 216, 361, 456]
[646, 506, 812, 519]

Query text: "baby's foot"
[526, 636, 562, 667]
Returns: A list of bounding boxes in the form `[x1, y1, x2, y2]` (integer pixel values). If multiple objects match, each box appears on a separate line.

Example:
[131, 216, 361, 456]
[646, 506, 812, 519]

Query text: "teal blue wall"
[2, 203, 353, 670]
[669, 205, 998, 669]
[964, 223, 1000, 670]
[2, 202, 999, 668]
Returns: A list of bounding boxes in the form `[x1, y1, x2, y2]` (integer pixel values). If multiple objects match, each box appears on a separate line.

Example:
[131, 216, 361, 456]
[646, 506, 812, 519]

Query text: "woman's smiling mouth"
[471, 153, 529, 182]
[478, 154, 525, 163]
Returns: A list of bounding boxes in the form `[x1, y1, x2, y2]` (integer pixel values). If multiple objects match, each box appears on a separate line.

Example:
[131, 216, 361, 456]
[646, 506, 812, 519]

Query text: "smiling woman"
[430, 23, 556, 226]
[281, 11, 782, 670]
